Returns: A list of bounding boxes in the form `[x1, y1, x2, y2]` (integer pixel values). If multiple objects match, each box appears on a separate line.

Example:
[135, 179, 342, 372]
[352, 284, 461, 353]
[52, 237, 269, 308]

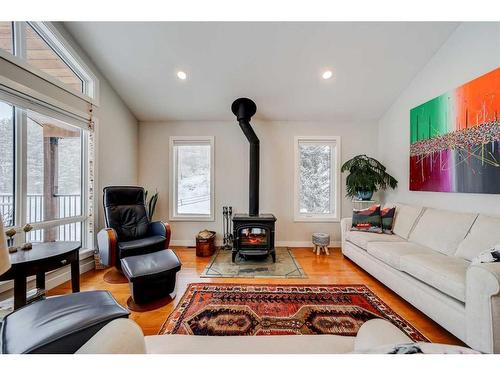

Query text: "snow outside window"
[169, 136, 214, 221]
[294, 136, 341, 222]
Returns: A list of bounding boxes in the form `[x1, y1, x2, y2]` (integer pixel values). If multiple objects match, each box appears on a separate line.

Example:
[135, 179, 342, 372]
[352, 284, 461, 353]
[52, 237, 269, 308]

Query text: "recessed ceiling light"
[177, 71, 187, 80]
[322, 70, 333, 80]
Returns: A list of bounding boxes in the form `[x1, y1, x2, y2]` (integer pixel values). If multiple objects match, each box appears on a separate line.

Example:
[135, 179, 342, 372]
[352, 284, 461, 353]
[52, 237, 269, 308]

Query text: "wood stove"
[232, 213, 276, 262]
[231, 98, 277, 263]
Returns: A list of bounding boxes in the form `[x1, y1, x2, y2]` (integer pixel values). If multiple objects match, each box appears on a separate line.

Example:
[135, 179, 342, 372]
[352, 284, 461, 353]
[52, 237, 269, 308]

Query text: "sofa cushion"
[400, 253, 470, 302]
[409, 208, 477, 256]
[392, 203, 424, 239]
[367, 241, 435, 270]
[345, 231, 405, 251]
[455, 214, 500, 261]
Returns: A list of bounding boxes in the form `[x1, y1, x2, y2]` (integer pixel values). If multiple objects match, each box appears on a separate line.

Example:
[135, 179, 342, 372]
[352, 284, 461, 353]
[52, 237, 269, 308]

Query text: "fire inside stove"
[239, 227, 268, 247]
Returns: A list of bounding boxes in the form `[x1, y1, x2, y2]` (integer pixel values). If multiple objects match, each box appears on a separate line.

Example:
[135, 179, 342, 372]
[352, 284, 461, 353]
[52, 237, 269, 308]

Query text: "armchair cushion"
[103, 186, 149, 241]
[118, 235, 166, 258]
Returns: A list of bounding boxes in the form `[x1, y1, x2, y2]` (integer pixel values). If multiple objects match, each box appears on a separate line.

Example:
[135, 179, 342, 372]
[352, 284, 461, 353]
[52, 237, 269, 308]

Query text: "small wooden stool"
[312, 233, 330, 255]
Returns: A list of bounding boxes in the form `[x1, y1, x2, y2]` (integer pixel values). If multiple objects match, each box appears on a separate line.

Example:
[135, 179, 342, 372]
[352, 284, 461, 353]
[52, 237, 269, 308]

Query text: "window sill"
[293, 217, 340, 223]
[169, 216, 215, 222]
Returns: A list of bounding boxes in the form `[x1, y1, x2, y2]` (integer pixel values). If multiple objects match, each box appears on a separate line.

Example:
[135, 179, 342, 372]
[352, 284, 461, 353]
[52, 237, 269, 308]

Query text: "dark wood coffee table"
[0, 241, 81, 310]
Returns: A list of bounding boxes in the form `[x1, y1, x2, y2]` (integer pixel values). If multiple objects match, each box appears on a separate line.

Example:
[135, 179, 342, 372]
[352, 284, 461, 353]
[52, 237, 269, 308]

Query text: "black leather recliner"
[97, 186, 171, 271]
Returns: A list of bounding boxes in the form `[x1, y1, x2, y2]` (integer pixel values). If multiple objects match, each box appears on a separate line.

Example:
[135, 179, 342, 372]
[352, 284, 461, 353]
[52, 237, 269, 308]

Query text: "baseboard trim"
[170, 240, 341, 248]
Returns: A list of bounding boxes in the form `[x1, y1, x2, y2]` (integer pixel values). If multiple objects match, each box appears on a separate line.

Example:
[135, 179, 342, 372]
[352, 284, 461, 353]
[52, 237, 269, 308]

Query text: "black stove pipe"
[231, 98, 259, 216]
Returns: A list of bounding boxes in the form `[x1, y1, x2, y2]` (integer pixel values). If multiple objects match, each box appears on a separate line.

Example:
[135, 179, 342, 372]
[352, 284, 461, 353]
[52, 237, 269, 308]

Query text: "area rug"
[159, 283, 428, 342]
[200, 247, 306, 278]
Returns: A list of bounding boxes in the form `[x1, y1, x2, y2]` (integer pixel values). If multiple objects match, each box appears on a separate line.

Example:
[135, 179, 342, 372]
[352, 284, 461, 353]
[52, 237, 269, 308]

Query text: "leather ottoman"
[121, 249, 182, 305]
[0, 291, 129, 354]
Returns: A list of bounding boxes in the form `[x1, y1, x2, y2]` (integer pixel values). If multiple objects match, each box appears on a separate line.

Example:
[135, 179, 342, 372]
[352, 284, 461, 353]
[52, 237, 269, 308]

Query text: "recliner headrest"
[103, 186, 145, 207]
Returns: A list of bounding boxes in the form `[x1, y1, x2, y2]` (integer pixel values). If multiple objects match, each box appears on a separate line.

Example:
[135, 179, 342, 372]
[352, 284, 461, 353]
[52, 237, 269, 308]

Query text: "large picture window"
[294, 136, 341, 222]
[0, 97, 90, 246]
[169, 136, 214, 221]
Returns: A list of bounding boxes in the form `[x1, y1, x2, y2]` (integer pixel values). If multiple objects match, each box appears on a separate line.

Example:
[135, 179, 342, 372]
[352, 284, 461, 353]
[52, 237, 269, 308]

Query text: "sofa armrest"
[148, 221, 172, 249]
[466, 263, 500, 353]
[97, 228, 118, 267]
[76, 319, 146, 354]
[353, 319, 413, 352]
[340, 217, 352, 251]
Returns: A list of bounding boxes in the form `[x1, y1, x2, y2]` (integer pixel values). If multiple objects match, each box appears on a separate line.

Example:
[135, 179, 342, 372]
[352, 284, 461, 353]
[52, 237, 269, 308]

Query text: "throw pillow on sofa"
[351, 205, 383, 233]
[381, 206, 396, 234]
[471, 244, 500, 265]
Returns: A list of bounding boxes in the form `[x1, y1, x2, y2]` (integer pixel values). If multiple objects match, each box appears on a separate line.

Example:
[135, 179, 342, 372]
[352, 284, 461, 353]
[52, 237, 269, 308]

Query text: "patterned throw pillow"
[351, 205, 382, 233]
[381, 206, 396, 234]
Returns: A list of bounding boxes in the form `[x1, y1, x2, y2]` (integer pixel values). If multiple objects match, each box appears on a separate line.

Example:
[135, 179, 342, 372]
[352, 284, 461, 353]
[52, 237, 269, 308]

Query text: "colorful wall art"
[409, 68, 500, 193]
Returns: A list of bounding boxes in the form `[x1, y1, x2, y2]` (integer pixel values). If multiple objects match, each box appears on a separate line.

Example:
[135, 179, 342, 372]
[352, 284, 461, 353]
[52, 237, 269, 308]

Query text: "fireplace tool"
[222, 206, 233, 250]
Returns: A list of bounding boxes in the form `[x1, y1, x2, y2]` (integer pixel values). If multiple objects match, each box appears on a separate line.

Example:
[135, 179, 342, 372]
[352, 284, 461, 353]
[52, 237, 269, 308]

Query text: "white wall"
[138, 120, 378, 246]
[378, 22, 500, 214]
[54, 24, 139, 230]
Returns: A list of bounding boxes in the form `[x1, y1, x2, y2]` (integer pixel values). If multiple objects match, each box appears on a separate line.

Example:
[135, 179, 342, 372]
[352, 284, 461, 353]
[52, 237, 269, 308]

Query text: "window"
[0, 22, 97, 99]
[170, 136, 214, 221]
[0, 101, 14, 227]
[294, 136, 341, 222]
[25, 24, 84, 93]
[0, 97, 90, 247]
[0, 22, 13, 54]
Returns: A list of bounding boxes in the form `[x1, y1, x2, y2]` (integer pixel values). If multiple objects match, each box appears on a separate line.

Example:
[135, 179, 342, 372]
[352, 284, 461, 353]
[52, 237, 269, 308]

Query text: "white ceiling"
[64, 22, 458, 122]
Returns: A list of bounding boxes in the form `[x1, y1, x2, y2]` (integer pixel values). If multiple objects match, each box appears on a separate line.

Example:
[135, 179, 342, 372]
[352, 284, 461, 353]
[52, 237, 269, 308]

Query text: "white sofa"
[341, 203, 500, 353]
[76, 318, 417, 354]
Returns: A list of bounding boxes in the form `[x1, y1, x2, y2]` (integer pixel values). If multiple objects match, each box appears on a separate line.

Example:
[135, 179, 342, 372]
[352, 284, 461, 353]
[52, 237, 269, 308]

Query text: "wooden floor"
[50, 247, 464, 345]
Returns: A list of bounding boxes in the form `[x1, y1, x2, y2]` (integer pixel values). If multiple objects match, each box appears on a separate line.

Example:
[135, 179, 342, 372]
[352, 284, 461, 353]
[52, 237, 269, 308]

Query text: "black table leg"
[36, 271, 45, 291]
[71, 256, 80, 293]
[13, 275, 27, 310]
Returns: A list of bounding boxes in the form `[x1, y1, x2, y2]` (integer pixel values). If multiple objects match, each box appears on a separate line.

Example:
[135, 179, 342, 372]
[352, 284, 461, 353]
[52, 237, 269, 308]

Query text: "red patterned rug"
[159, 283, 428, 342]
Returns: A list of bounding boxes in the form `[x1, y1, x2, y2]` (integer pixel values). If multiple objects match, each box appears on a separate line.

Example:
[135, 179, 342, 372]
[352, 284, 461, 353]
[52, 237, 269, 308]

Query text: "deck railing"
[0, 193, 82, 242]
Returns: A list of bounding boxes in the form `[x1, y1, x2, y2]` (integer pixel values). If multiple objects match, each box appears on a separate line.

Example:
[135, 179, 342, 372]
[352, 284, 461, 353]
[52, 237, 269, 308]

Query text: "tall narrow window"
[0, 101, 15, 227]
[294, 136, 341, 222]
[170, 136, 214, 221]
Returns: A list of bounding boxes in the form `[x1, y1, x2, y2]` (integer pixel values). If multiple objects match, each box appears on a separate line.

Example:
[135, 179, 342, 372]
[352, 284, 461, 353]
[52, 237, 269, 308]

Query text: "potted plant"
[144, 189, 159, 221]
[341, 154, 398, 200]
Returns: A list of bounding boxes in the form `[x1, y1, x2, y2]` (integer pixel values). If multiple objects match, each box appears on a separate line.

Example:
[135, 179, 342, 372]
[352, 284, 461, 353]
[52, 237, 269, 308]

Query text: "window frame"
[0, 96, 93, 250]
[169, 136, 215, 222]
[293, 136, 341, 222]
[0, 21, 99, 103]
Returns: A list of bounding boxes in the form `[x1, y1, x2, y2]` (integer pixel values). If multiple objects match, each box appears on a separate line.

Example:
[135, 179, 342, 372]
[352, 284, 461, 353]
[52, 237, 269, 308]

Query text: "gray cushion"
[346, 231, 405, 251]
[121, 249, 181, 282]
[0, 291, 129, 354]
[409, 208, 477, 256]
[455, 214, 500, 261]
[367, 241, 435, 270]
[400, 253, 469, 302]
[118, 235, 166, 257]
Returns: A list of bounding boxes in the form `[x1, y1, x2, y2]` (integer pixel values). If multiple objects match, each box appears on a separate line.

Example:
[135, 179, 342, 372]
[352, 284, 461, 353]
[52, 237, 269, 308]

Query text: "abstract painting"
[410, 68, 500, 193]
